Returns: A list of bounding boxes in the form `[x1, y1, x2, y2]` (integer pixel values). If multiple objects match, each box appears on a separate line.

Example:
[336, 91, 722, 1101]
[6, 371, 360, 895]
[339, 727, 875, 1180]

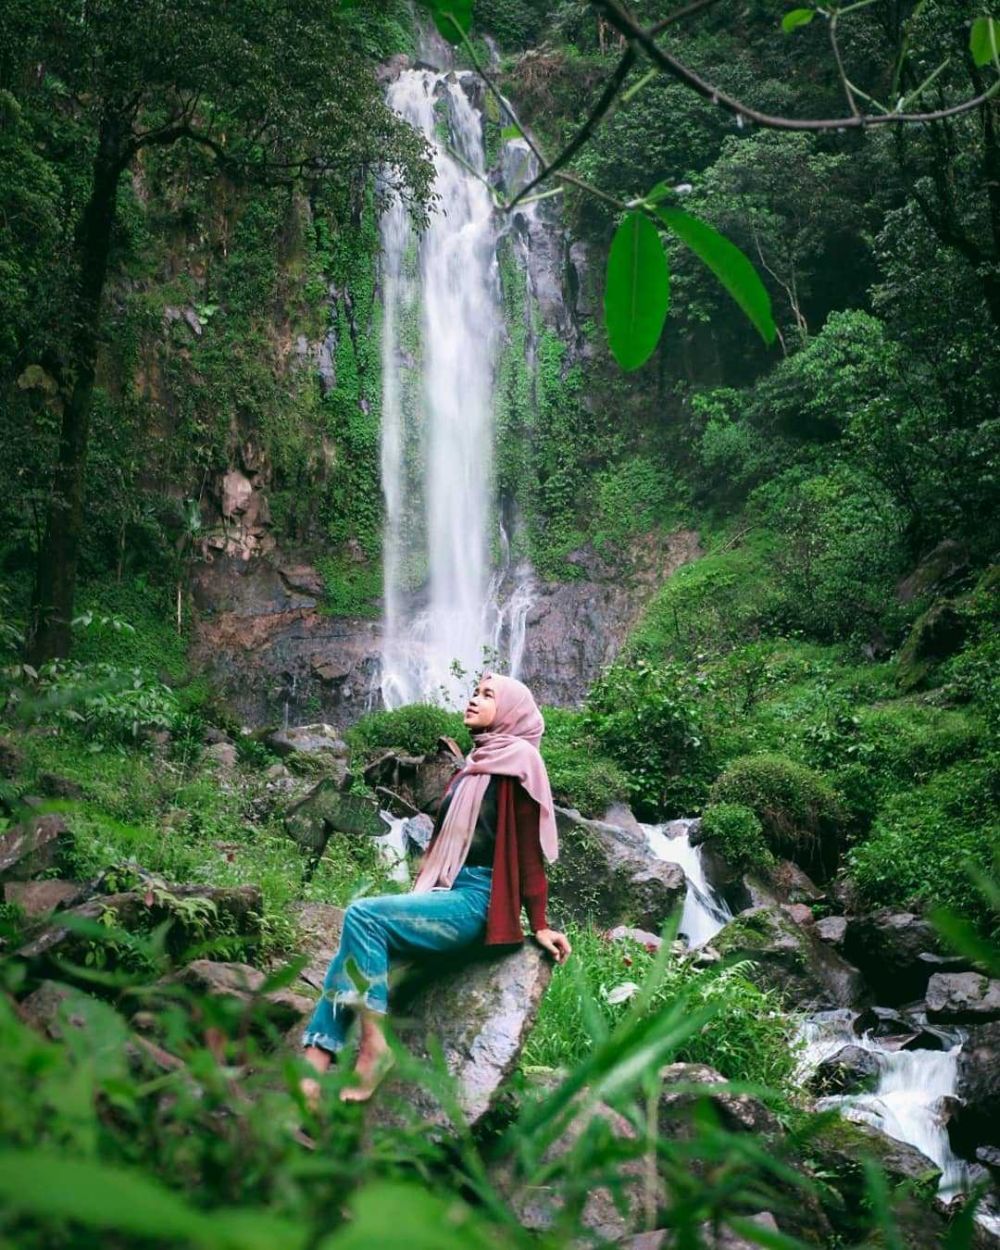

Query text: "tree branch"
[589, 0, 1000, 132]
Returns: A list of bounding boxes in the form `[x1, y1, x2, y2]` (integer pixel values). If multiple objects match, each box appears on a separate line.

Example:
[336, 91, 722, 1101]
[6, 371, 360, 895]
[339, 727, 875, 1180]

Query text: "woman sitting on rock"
[299, 670, 572, 1105]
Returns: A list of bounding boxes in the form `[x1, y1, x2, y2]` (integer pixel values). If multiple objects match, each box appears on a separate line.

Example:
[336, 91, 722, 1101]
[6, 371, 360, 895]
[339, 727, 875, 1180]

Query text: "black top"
[432, 773, 500, 868]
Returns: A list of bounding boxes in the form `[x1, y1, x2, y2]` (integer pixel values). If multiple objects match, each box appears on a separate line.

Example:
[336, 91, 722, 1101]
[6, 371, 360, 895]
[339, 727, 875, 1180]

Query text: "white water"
[642, 817, 733, 947]
[795, 1010, 974, 1199]
[377, 71, 547, 710]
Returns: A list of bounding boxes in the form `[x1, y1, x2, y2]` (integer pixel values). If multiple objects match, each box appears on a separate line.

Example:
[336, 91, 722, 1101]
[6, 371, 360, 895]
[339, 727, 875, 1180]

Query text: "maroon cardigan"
[423, 773, 549, 945]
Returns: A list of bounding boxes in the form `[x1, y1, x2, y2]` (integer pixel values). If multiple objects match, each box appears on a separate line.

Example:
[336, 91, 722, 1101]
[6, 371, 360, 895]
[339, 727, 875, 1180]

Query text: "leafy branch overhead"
[415, 0, 999, 369]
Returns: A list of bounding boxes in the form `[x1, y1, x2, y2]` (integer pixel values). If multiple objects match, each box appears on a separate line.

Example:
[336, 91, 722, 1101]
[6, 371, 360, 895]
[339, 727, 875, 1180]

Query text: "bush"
[345, 703, 471, 762]
[708, 753, 845, 876]
[583, 657, 717, 819]
[539, 707, 630, 817]
[847, 759, 1000, 929]
[522, 923, 798, 1093]
[699, 802, 773, 873]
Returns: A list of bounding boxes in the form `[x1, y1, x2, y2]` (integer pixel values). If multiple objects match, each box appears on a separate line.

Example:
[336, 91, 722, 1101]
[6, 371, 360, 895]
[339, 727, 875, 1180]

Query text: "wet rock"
[843, 910, 947, 1005]
[493, 1096, 651, 1241]
[547, 806, 686, 932]
[284, 780, 385, 852]
[267, 722, 348, 759]
[808, 1044, 881, 1095]
[952, 1022, 1000, 1154]
[3, 878, 85, 918]
[0, 814, 71, 881]
[712, 906, 867, 1011]
[810, 1114, 942, 1187]
[815, 916, 848, 947]
[926, 973, 1000, 1023]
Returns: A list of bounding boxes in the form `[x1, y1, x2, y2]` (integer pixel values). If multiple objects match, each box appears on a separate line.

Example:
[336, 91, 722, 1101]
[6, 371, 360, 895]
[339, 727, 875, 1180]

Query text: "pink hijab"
[410, 671, 559, 894]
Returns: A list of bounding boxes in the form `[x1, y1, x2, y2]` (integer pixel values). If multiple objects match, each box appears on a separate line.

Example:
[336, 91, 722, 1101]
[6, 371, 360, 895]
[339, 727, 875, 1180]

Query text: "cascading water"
[378, 69, 538, 710]
[642, 817, 733, 947]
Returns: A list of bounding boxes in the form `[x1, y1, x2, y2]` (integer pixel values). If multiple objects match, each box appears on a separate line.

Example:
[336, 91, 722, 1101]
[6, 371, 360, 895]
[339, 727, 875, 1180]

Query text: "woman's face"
[464, 675, 498, 731]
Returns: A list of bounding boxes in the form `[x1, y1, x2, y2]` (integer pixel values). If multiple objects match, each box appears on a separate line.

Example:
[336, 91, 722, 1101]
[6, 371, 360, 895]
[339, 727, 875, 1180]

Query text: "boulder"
[16, 883, 262, 966]
[546, 806, 686, 932]
[951, 1021, 1000, 1155]
[809, 1114, 942, 1188]
[658, 1062, 781, 1137]
[815, 916, 848, 948]
[843, 910, 948, 1005]
[617, 1214, 781, 1250]
[926, 973, 1000, 1023]
[808, 1044, 881, 1095]
[712, 906, 867, 1011]
[493, 1095, 651, 1241]
[288, 901, 553, 1132]
[0, 814, 71, 881]
[896, 601, 967, 692]
[3, 878, 86, 918]
[0, 735, 25, 778]
[266, 723, 349, 760]
[155, 959, 313, 1034]
[203, 741, 238, 770]
[284, 780, 385, 852]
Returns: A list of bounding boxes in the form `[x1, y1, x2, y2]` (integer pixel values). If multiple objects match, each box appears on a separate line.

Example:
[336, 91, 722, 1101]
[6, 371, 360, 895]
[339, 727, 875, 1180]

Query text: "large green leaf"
[970, 16, 1000, 68]
[604, 211, 670, 371]
[417, 0, 473, 44]
[781, 8, 815, 33]
[0, 1151, 306, 1249]
[654, 207, 776, 346]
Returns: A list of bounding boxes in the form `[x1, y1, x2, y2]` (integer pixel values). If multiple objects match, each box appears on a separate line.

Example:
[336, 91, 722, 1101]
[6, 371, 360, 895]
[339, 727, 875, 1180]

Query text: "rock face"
[188, 531, 703, 727]
[952, 1021, 1000, 1155]
[289, 901, 553, 1132]
[547, 806, 686, 932]
[843, 909, 949, 1005]
[712, 906, 867, 1010]
[925, 973, 1000, 1023]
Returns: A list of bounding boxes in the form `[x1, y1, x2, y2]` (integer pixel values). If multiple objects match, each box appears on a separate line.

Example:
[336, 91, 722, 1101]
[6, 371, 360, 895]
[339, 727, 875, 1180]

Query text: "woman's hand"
[533, 928, 572, 964]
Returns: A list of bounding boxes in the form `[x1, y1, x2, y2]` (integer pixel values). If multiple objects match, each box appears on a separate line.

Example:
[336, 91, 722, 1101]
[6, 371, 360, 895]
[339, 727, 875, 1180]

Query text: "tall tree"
[0, 0, 431, 663]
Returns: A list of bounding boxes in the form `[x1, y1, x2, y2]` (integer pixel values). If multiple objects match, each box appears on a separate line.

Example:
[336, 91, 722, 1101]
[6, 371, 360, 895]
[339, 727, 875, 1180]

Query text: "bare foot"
[339, 1012, 394, 1103]
[300, 1044, 333, 1112]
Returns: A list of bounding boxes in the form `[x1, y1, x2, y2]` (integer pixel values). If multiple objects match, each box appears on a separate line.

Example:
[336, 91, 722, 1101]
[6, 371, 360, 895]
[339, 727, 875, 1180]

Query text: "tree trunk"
[28, 116, 126, 664]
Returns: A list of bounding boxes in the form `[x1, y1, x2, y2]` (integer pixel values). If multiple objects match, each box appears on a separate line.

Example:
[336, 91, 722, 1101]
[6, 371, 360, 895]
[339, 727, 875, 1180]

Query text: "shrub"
[699, 802, 773, 873]
[847, 759, 1000, 929]
[583, 657, 717, 819]
[708, 753, 845, 876]
[539, 707, 630, 818]
[345, 703, 471, 762]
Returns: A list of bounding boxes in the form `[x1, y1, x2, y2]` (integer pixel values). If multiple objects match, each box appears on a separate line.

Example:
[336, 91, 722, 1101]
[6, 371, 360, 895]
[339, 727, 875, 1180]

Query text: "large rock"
[843, 909, 951, 1005]
[896, 600, 967, 692]
[546, 806, 686, 932]
[712, 906, 867, 1010]
[808, 1044, 881, 1095]
[267, 722, 349, 762]
[658, 1062, 781, 1137]
[3, 878, 86, 918]
[16, 884, 263, 966]
[0, 814, 71, 881]
[284, 780, 385, 852]
[288, 901, 553, 1132]
[926, 973, 1000, 1023]
[493, 1095, 651, 1241]
[950, 1021, 1000, 1156]
[155, 959, 313, 1035]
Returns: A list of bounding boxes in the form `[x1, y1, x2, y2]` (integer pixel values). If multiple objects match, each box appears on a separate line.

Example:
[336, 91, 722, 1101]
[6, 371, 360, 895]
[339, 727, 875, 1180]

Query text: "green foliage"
[345, 704, 472, 763]
[583, 657, 716, 818]
[699, 802, 773, 873]
[538, 707, 630, 817]
[604, 211, 670, 370]
[523, 923, 798, 1093]
[708, 753, 845, 872]
[848, 759, 1000, 929]
[315, 557, 382, 619]
[592, 455, 691, 553]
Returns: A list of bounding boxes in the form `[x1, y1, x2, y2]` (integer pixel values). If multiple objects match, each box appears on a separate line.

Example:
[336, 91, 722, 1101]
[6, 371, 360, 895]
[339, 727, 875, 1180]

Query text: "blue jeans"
[300, 865, 493, 1055]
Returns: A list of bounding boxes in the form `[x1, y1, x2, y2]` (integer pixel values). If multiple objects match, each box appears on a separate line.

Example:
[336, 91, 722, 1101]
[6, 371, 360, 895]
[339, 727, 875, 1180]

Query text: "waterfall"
[642, 817, 733, 947]
[378, 69, 502, 710]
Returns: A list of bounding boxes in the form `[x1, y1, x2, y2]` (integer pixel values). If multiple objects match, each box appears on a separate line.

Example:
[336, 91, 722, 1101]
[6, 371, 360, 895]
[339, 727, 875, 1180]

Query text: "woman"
[299, 671, 572, 1105]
